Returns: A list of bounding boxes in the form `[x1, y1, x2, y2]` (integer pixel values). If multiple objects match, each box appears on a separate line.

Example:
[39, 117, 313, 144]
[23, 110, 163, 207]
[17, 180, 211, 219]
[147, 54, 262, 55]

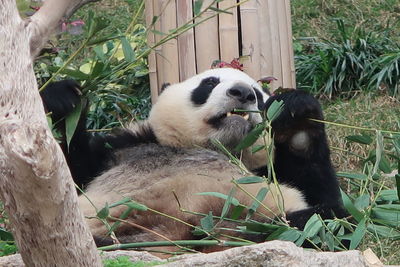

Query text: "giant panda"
[40, 68, 347, 252]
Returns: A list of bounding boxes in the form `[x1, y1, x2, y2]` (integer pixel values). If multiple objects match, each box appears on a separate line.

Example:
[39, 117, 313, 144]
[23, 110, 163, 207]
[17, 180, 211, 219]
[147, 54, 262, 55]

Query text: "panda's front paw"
[265, 90, 323, 131]
[40, 80, 82, 121]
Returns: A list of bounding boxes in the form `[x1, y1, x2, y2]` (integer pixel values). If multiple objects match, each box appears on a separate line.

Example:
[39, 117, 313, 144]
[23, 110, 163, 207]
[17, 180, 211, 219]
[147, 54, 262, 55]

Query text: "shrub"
[295, 19, 400, 97]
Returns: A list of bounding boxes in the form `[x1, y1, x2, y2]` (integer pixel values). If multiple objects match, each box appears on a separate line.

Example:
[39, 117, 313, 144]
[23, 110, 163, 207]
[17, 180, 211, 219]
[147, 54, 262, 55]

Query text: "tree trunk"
[0, 0, 102, 266]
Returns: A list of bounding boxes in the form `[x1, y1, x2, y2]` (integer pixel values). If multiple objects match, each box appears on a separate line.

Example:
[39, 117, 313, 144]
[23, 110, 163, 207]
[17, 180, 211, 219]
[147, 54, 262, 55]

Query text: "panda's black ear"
[160, 83, 171, 93]
[40, 80, 82, 122]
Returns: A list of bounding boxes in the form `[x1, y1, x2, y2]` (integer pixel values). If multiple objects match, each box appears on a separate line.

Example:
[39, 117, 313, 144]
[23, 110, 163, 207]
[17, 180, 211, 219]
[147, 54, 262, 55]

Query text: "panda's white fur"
[77, 68, 309, 249]
[149, 68, 265, 148]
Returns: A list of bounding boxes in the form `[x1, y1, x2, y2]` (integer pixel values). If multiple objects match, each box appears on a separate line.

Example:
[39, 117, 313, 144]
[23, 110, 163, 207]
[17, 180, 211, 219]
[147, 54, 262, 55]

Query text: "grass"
[291, 0, 400, 42]
[324, 93, 400, 264]
[324, 93, 400, 170]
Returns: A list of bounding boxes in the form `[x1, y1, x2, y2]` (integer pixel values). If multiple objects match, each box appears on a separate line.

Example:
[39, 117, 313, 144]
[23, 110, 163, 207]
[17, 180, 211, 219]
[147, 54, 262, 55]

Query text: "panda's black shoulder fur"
[254, 89, 347, 229]
[40, 80, 157, 188]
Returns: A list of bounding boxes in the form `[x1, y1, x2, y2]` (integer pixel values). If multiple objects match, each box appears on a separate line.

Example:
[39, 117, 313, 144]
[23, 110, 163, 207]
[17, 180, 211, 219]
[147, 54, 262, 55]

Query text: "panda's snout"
[226, 84, 256, 104]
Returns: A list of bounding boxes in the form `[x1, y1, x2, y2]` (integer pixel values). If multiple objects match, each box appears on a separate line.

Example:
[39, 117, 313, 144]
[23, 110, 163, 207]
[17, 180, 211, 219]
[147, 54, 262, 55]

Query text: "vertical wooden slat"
[194, 0, 220, 72]
[276, 0, 294, 88]
[240, 0, 261, 80]
[258, 0, 273, 78]
[145, 0, 159, 103]
[177, 0, 197, 81]
[218, 0, 239, 62]
[153, 0, 164, 92]
[266, 0, 283, 90]
[160, 0, 180, 85]
[284, 0, 296, 88]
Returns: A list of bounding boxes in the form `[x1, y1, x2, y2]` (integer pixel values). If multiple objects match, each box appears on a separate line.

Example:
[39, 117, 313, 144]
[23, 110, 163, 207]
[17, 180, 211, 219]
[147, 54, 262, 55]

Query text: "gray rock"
[0, 241, 376, 267]
[164, 241, 368, 267]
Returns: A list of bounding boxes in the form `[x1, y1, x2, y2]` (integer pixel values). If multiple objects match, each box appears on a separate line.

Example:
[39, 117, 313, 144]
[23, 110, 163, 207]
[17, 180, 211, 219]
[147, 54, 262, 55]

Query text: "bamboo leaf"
[341, 189, 364, 222]
[90, 61, 105, 79]
[121, 37, 135, 62]
[200, 212, 214, 231]
[346, 134, 373, 145]
[97, 203, 109, 219]
[303, 214, 323, 238]
[373, 130, 384, 175]
[350, 217, 367, 249]
[337, 172, 368, 180]
[151, 16, 158, 26]
[379, 154, 392, 174]
[266, 100, 284, 122]
[49, 67, 89, 80]
[108, 197, 133, 208]
[196, 192, 240, 206]
[367, 224, 400, 239]
[270, 228, 303, 244]
[87, 12, 109, 39]
[87, 34, 122, 46]
[354, 194, 370, 210]
[234, 123, 265, 152]
[245, 221, 281, 234]
[65, 100, 82, 148]
[234, 176, 264, 184]
[193, 0, 203, 16]
[221, 188, 236, 218]
[377, 190, 399, 202]
[251, 144, 265, 154]
[93, 45, 106, 61]
[125, 201, 148, 211]
[230, 205, 246, 220]
[246, 188, 268, 219]
[396, 174, 400, 201]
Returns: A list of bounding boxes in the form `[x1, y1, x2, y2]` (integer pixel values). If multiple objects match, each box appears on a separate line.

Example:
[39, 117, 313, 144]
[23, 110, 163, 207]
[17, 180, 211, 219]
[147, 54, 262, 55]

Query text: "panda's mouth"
[207, 109, 251, 128]
[226, 111, 250, 120]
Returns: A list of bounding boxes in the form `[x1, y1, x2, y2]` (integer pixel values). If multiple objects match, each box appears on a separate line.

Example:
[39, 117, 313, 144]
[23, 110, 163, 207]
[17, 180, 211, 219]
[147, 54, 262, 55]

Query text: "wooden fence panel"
[147, 0, 296, 102]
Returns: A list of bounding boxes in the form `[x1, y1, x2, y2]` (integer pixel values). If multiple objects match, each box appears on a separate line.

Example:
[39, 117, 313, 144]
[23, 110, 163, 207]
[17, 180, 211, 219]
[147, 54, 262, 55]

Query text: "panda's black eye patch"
[191, 76, 220, 105]
[253, 88, 265, 110]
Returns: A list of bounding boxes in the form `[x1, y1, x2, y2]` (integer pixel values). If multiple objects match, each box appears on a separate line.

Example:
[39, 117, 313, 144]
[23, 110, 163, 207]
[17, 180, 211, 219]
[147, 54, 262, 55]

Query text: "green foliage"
[103, 256, 162, 267]
[295, 19, 400, 97]
[0, 203, 16, 257]
[0, 243, 17, 257]
[36, 2, 151, 132]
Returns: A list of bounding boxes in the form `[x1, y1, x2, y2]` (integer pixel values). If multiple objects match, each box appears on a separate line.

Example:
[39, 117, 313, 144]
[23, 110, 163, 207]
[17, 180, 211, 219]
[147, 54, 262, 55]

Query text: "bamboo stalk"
[99, 240, 252, 251]
[176, 0, 196, 81]
[239, 0, 260, 80]
[194, 0, 220, 72]
[160, 0, 180, 85]
[145, 0, 159, 103]
[218, 0, 239, 62]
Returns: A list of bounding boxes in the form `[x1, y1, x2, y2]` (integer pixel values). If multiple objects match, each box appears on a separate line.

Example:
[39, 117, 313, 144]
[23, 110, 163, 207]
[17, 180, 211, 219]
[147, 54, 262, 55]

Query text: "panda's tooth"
[243, 114, 250, 120]
[227, 112, 232, 117]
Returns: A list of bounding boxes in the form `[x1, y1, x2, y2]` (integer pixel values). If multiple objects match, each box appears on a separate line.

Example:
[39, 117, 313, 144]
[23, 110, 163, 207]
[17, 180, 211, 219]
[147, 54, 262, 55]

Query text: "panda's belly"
[78, 144, 308, 242]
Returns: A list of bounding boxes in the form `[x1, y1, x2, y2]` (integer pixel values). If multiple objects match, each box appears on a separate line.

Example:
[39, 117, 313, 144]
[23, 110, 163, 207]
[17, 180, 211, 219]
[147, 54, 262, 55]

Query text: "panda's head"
[148, 68, 269, 149]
